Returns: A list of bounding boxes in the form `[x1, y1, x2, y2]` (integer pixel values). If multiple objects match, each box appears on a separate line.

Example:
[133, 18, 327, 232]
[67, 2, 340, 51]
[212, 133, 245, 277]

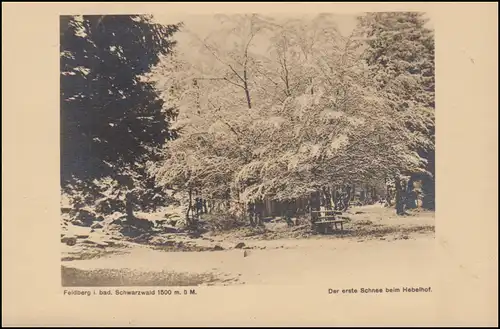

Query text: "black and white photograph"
[59, 12, 437, 287]
[4, 2, 498, 326]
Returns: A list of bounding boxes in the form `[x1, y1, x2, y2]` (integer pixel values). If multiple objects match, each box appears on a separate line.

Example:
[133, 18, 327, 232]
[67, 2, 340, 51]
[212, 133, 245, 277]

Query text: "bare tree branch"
[190, 32, 246, 83]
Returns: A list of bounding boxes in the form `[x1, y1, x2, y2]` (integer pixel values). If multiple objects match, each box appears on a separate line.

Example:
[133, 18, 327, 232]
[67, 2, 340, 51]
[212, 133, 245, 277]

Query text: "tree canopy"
[60, 15, 181, 184]
[60, 13, 435, 224]
[357, 12, 435, 209]
[60, 15, 182, 215]
[147, 13, 435, 214]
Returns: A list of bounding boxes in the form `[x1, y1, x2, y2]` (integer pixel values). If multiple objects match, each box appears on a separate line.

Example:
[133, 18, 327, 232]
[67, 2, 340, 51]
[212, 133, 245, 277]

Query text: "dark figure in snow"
[194, 197, 204, 217]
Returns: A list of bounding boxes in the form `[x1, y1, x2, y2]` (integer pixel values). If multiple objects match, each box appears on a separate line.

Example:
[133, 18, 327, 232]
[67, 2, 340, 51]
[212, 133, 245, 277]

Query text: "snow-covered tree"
[357, 12, 435, 212]
[148, 13, 435, 221]
[60, 15, 182, 222]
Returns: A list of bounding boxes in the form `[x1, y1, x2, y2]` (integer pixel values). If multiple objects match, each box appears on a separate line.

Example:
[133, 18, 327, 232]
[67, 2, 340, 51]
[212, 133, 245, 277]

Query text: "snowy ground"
[61, 205, 435, 287]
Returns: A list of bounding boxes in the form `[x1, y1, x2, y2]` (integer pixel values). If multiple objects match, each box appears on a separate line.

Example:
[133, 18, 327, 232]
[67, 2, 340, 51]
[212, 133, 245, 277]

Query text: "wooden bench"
[310, 210, 346, 234]
[311, 210, 343, 215]
[314, 219, 346, 234]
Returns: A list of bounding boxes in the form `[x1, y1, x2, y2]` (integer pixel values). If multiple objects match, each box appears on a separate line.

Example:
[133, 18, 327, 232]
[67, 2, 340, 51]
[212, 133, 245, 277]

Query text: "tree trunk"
[322, 186, 332, 209]
[203, 199, 208, 214]
[247, 202, 255, 227]
[394, 177, 405, 215]
[325, 186, 333, 210]
[405, 175, 417, 209]
[186, 189, 193, 224]
[332, 186, 337, 210]
[385, 179, 393, 206]
[125, 191, 134, 222]
[422, 147, 435, 210]
[343, 185, 351, 211]
[368, 187, 372, 203]
[207, 200, 212, 214]
[255, 199, 264, 227]
[244, 85, 252, 109]
[310, 191, 321, 225]
[422, 175, 435, 210]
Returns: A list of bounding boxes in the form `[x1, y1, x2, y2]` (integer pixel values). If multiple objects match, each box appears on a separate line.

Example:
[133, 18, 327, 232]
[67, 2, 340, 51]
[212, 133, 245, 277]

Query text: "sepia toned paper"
[2, 2, 498, 327]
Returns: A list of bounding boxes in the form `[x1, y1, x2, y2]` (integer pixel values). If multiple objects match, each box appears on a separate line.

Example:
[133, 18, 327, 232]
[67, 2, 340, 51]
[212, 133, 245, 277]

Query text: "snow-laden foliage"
[147, 13, 434, 211]
[60, 15, 182, 218]
[357, 12, 435, 210]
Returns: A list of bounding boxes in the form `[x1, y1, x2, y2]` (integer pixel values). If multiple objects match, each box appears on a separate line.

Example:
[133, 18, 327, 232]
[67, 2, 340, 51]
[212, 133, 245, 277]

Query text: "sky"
[152, 12, 433, 61]
[153, 13, 361, 57]
[154, 13, 359, 36]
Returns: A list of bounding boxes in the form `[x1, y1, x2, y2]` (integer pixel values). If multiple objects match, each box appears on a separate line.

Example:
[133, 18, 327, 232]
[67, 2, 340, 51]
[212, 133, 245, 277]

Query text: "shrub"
[203, 212, 247, 232]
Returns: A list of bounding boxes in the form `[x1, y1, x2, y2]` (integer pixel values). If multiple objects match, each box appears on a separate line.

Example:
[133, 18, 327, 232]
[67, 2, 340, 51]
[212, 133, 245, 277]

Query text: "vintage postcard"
[2, 2, 498, 327]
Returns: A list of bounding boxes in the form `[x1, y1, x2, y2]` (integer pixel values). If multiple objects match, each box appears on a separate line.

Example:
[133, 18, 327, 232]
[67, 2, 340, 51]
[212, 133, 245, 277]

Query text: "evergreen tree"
[357, 12, 435, 211]
[60, 15, 181, 219]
